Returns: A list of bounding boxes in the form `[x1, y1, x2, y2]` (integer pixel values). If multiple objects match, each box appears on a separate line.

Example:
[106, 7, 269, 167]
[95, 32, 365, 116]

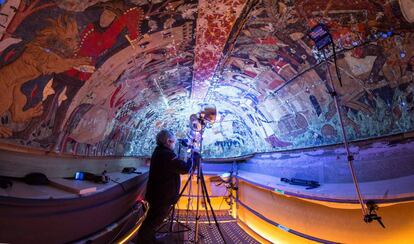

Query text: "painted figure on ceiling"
[22, 2, 145, 147]
[0, 15, 90, 138]
[65, 2, 144, 81]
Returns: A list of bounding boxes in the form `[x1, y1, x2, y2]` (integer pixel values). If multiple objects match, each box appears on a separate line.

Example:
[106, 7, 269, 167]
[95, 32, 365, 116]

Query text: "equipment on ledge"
[74, 171, 110, 184]
[281, 177, 320, 189]
[122, 167, 142, 174]
[24, 172, 50, 185]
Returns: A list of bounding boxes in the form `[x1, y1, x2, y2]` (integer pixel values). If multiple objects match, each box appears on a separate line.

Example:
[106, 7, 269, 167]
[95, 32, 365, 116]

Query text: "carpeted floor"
[155, 210, 259, 244]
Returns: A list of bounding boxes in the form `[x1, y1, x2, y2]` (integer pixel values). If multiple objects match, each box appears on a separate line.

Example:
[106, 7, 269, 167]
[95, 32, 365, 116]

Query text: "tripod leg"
[194, 170, 201, 242]
[175, 206, 180, 231]
[169, 205, 175, 232]
[177, 166, 195, 226]
[200, 170, 227, 244]
[201, 181, 212, 225]
[155, 205, 175, 233]
[179, 169, 194, 197]
[186, 173, 194, 226]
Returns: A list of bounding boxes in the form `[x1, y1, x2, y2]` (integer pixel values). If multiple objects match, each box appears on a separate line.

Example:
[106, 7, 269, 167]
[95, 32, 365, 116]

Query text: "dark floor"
[155, 210, 259, 244]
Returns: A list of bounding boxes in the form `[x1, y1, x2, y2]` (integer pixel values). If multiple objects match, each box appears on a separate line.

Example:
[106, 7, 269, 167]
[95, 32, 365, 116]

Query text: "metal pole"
[231, 161, 238, 219]
[323, 50, 367, 216]
[194, 166, 201, 242]
[169, 206, 175, 232]
[194, 128, 204, 243]
[199, 168, 227, 243]
[186, 157, 194, 226]
[172, 156, 196, 234]
[201, 180, 212, 225]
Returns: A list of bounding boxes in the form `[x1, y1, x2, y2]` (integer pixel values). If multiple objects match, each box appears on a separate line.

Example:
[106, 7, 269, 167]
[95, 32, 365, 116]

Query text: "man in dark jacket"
[135, 129, 194, 243]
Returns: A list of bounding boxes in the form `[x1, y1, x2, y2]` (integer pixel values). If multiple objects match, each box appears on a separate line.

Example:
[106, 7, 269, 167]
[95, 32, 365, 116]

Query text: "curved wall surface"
[180, 136, 414, 242]
[237, 180, 414, 244]
[0, 0, 413, 158]
[0, 129, 413, 242]
[239, 134, 414, 184]
[0, 145, 146, 178]
[0, 172, 148, 243]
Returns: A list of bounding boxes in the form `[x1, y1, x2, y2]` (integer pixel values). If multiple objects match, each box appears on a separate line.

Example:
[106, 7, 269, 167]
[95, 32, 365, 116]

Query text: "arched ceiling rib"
[0, 0, 413, 158]
[191, 0, 248, 100]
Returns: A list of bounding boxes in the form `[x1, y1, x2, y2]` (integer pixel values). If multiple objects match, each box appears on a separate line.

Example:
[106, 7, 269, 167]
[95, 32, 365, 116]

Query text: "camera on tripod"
[172, 103, 227, 243]
[176, 103, 217, 165]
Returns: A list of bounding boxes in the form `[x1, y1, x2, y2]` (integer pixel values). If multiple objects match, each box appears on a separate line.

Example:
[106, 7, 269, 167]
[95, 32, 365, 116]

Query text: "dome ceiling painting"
[0, 0, 413, 158]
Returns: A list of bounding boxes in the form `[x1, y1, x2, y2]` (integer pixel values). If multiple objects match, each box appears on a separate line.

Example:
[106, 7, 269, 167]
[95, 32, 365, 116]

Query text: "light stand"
[322, 48, 368, 217]
[309, 24, 384, 224]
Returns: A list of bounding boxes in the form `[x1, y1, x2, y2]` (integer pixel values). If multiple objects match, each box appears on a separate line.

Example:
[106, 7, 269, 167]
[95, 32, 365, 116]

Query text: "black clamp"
[364, 201, 385, 228]
[0, 177, 13, 189]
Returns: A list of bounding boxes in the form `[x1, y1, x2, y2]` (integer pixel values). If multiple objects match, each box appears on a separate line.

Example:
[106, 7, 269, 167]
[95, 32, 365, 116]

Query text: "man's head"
[156, 129, 176, 150]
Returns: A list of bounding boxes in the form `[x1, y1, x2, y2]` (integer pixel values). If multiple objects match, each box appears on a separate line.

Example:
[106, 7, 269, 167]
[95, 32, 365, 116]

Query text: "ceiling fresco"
[0, 0, 413, 158]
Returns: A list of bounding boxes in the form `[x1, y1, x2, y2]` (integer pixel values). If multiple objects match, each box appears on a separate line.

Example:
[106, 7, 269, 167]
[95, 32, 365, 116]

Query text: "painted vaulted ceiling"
[0, 0, 413, 158]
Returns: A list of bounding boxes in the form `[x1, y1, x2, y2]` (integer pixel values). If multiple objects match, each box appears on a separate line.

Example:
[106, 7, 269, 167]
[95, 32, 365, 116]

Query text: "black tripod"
[157, 143, 227, 243]
[177, 148, 227, 243]
[163, 105, 226, 243]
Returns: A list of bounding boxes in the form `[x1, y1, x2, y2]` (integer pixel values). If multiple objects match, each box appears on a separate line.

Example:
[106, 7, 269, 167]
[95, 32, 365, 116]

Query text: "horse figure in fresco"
[0, 15, 91, 138]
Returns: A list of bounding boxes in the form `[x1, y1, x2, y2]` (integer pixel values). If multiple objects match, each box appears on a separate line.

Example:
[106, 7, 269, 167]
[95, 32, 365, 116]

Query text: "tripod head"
[187, 103, 217, 150]
[178, 103, 217, 164]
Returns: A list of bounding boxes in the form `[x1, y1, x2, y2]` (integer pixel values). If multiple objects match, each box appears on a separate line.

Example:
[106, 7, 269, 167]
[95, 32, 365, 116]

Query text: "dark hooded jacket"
[145, 145, 192, 206]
